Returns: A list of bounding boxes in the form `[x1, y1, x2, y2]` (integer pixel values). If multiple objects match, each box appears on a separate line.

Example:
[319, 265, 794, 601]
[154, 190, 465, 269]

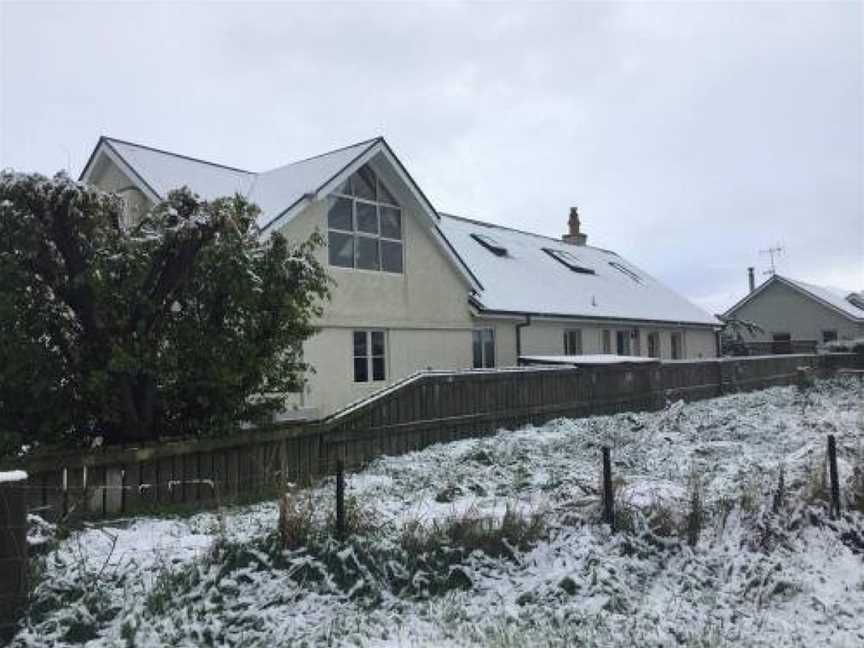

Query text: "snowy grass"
[10, 377, 864, 647]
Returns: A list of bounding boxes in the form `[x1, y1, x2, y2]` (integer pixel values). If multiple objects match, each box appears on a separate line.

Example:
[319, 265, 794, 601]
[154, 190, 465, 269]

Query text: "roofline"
[257, 138, 382, 234]
[434, 223, 484, 291]
[439, 211, 618, 256]
[100, 135, 253, 174]
[474, 305, 721, 329]
[79, 137, 162, 203]
[723, 274, 864, 322]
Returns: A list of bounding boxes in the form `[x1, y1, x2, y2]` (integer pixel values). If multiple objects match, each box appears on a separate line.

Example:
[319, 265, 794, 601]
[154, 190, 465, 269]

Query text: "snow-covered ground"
[10, 378, 864, 647]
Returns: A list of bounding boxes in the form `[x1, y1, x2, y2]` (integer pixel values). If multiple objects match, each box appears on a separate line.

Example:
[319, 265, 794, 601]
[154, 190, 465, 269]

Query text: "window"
[542, 247, 595, 274]
[602, 329, 612, 353]
[563, 329, 583, 355]
[771, 332, 791, 355]
[328, 165, 403, 273]
[471, 233, 508, 256]
[472, 328, 495, 368]
[616, 330, 631, 355]
[608, 261, 642, 284]
[353, 330, 386, 382]
[670, 332, 683, 359]
[647, 332, 661, 358]
[822, 330, 838, 343]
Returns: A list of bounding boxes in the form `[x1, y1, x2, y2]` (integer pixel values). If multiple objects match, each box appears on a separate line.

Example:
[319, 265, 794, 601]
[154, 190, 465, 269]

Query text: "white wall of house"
[729, 281, 864, 343]
[278, 199, 477, 416]
[509, 319, 717, 360]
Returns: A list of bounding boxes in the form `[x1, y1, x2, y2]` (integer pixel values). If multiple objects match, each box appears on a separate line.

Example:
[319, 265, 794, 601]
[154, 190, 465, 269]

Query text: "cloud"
[1, 1, 861, 310]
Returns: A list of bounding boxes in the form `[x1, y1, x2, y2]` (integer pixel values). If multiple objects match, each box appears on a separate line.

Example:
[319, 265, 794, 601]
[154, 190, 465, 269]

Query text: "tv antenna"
[759, 244, 783, 276]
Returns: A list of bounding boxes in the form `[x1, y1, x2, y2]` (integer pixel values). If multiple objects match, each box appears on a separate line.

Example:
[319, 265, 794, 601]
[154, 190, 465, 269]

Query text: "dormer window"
[609, 261, 643, 284]
[471, 233, 507, 256]
[328, 164, 403, 273]
[542, 247, 595, 274]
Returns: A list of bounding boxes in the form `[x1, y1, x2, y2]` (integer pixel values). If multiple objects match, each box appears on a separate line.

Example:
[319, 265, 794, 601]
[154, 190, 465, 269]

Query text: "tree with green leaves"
[0, 171, 329, 454]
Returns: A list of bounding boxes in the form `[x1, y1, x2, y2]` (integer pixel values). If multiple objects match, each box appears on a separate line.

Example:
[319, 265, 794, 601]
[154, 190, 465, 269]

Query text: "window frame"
[602, 329, 612, 354]
[615, 330, 631, 355]
[563, 328, 583, 355]
[822, 330, 838, 343]
[472, 328, 496, 368]
[328, 166, 404, 274]
[352, 329, 387, 383]
[670, 332, 684, 360]
[542, 247, 596, 274]
[647, 331, 661, 358]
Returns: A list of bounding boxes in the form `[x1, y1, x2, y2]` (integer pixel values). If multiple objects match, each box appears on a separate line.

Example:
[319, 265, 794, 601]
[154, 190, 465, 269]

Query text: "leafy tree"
[0, 171, 329, 453]
[718, 316, 764, 356]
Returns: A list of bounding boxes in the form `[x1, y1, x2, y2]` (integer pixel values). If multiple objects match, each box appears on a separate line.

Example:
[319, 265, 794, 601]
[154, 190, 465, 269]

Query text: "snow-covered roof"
[726, 275, 864, 322]
[84, 136, 380, 230]
[438, 213, 720, 327]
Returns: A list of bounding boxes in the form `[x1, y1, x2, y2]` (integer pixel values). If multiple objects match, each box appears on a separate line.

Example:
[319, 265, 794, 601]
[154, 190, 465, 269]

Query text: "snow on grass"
[11, 378, 864, 647]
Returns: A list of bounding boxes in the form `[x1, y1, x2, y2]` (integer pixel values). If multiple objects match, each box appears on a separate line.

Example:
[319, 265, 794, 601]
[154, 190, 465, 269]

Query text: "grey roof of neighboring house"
[438, 213, 721, 327]
[724, 274, 864, 322]
[92, 136, 380, 230]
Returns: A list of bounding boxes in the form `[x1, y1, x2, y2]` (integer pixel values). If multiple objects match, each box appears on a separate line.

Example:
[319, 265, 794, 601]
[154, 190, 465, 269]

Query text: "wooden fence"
[1, 352, 859, 520]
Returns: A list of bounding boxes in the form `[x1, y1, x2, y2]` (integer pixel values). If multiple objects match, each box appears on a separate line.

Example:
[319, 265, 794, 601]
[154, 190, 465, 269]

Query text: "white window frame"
[472, 328, 495, 368]
[563, 329, 583, 355]
[352, 329, 387, 383]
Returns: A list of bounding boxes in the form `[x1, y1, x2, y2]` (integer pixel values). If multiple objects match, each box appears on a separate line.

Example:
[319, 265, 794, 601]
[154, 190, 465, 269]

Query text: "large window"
[328, 165, 403, 273]
[353, 330, 386, 383]
[472, 328, 495, 368]
[563, 329, 583, 355]
[822, 330, 838, 343]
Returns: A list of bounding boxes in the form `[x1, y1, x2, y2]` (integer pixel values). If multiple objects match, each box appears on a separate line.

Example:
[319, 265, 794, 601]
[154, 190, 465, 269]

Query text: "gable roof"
[80, 136, 388, 231]
[437, 213, 720, 327]
[724, 274, 864, 322]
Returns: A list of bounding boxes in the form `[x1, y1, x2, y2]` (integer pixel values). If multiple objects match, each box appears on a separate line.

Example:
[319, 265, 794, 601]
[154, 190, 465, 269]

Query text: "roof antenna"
[759, 244, 783, 276]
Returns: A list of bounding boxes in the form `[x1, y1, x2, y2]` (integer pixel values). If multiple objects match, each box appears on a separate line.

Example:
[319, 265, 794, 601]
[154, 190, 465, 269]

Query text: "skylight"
[609, 261, 643, 284]
[542, 247, 595, 274]
[471, 233, 508, 257]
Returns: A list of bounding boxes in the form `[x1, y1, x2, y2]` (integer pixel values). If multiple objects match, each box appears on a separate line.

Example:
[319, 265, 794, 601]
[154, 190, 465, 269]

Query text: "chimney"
[748, 267, 755, 293]
[562, 206, 587, 246]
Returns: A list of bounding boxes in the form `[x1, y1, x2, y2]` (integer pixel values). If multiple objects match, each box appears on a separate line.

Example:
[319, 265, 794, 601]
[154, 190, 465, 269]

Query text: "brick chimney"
[562, 207, 587, 246]
[748, 267, 755, 293]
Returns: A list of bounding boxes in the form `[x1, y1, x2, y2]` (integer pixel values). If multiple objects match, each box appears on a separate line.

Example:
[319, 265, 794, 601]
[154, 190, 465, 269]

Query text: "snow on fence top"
[0, 470, 27, 483]
[520, 354, 657, 365]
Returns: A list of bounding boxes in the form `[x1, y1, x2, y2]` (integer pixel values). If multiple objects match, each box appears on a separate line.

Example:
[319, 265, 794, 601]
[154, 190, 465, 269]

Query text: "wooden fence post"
[602, 446, 615, 531]
[335, 459, 345, 538]
[0, 471, 28, 640]
[827, 435, 841, 519]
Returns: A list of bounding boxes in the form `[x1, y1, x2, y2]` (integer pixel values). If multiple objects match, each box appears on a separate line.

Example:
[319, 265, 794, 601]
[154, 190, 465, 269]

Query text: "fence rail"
[2, 352, 860, 519]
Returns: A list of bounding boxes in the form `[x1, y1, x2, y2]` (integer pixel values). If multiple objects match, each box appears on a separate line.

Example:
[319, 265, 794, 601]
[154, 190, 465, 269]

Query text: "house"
[723, 272, 864, 351]
[80, 136, 721, 417]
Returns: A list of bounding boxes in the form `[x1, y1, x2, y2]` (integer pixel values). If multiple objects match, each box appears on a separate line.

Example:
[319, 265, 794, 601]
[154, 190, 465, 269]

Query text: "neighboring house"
[80, 135, 721, 417]
[723, 274, 864, 349]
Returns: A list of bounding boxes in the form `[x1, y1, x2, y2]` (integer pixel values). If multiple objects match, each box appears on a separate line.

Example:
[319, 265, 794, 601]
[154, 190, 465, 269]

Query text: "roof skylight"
[542, 247, 595, 274]
[609, 261, 643, 284]
[471, 233, 508, 257]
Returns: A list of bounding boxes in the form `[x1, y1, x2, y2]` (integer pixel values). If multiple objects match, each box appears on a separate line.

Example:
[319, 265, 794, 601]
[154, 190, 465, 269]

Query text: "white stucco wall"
[278, 199, 477, 416]
[729, 281, 864, 342]
[515, 319, 717, 360]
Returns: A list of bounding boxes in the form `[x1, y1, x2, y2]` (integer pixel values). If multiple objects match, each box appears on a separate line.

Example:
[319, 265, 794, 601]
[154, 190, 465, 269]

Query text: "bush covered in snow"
[0, 172, 329, 452]
[10, 378, 864, 647]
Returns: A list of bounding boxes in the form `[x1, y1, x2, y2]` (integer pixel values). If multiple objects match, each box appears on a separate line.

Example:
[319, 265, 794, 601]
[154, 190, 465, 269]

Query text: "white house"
[81, 136, 721, 417]
[723, 273, 864, 346]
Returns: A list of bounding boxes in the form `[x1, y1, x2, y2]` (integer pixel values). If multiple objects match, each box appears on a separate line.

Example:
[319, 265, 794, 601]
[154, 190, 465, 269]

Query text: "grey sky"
[1, 1, 861, 314]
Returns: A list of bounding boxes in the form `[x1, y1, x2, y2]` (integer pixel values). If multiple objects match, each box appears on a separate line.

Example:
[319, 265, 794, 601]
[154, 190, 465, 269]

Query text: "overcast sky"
[1, 1, 861, 313]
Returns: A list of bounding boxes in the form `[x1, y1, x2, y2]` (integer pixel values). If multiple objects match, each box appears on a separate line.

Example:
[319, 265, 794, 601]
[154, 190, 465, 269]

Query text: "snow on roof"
[779, 276, 864, 321]
[438, 213, 720, 326]
[106, 138, 255, 201]
[102, 137, 379, 230]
